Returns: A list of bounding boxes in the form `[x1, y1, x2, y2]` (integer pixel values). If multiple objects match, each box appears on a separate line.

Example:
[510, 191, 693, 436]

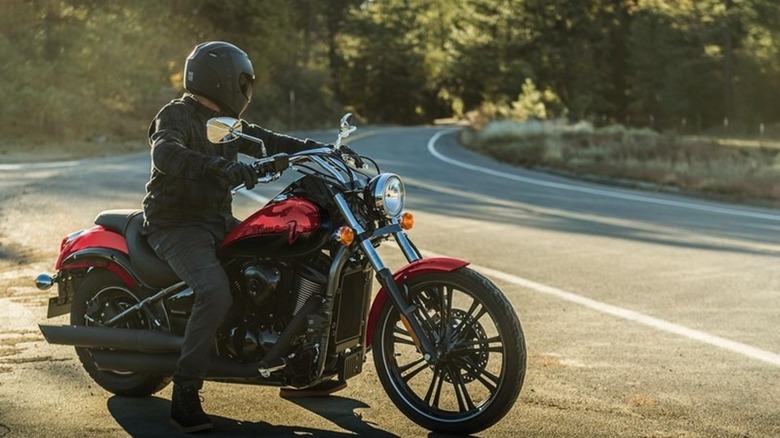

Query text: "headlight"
[369, 173, 405, 218]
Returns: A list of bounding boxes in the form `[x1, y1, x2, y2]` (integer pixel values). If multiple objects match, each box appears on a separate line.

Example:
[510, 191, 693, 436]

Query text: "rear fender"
[56, 226, 136, 288]
[56, 226, 128, 268]
[366, 257, 469, 349]
[59, 250, 138, 288]
[48, 249, 139, 318]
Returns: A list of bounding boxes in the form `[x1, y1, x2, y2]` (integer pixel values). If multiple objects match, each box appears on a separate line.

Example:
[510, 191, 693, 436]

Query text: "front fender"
[366, 257, 469, 349]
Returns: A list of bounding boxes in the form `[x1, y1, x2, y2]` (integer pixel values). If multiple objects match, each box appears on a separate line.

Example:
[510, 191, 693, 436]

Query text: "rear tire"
[372, 267, 526, 434]
[71, 269, 171, 397]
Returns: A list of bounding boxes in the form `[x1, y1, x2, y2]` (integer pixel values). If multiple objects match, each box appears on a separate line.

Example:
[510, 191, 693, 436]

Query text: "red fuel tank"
[218, 197, 329, 259]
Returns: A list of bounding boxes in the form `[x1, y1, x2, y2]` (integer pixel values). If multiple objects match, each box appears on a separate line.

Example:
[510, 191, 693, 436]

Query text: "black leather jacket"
[142, 94, 311, 239]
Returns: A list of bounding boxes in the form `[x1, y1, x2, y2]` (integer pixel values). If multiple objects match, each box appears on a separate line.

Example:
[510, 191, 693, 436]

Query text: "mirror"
[339, 113, 356, 139]
[207, 117, 242, 144]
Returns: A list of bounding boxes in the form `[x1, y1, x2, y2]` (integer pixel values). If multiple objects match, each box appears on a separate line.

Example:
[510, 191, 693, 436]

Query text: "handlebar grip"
[253, 153, 290, 175]
[271, 154, 289, 172]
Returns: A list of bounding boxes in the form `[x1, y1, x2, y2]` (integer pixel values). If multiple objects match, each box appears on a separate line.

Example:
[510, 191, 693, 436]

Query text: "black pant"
[148, 226, 233, 389]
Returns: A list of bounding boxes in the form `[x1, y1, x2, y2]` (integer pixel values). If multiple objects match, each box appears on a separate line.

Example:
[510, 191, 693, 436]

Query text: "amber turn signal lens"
[400, 212, 414, 230]
[338, 226, 355, 246]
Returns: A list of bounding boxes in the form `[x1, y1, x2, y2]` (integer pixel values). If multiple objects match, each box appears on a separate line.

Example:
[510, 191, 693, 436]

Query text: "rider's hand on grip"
[269, 154, 289, 173]
[222, 161, 258, 190]
[253, 154, 289, 175]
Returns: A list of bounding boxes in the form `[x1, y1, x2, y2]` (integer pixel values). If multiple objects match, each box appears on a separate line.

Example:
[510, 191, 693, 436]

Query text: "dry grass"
[461, 120, 780, 207]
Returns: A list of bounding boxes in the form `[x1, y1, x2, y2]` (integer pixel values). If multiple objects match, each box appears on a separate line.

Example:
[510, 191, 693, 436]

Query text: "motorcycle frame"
[50, 197, 466, 366]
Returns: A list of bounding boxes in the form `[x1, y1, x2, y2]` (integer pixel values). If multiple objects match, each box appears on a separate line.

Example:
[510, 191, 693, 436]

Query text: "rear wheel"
[71, 269, 171, 397]
[372, 267, 526, 434]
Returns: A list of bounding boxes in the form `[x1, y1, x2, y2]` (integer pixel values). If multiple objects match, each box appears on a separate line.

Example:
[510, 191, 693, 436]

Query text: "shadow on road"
[108, 395, 401, 437]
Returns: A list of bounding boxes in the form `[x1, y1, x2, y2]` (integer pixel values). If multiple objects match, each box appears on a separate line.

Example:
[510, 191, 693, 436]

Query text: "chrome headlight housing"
[369, 173, 405, 218]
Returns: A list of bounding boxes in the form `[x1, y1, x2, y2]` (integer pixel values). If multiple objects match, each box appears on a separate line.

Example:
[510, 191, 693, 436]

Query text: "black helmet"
[184, 41, 255, 117]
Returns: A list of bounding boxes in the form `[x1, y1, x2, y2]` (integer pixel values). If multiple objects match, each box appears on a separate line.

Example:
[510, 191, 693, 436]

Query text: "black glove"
[207, 158, 258, 190]
[225, 161, 258, 190]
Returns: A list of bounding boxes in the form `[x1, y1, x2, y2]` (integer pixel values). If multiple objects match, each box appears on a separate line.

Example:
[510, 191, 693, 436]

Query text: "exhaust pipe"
[89, 351, 273, 380]
[42, 295, 323, 379]
[39, 326, 266, 379]
[39, 325, 183, 353]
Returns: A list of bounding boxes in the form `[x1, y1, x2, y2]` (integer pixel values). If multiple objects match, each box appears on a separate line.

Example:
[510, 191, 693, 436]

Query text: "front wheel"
[372, 267, 526, 434]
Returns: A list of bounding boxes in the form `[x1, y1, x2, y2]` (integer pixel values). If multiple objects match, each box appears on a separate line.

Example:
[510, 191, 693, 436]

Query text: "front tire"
[372, 267, 526, 435]
[71, 269, 171, 397]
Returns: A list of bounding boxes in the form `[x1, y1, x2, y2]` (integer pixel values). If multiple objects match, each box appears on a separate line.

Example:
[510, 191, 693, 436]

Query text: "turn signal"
[337, 226, 355, 246]
[399, 212, 414, 230]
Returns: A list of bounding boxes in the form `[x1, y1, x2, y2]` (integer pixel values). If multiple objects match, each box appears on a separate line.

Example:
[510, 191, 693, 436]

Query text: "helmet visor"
[239, 73, 254, 102]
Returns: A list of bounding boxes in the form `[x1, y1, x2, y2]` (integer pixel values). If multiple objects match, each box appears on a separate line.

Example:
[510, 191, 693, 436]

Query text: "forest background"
[3, 0, 780, 140]
[3, 0, 780, 204]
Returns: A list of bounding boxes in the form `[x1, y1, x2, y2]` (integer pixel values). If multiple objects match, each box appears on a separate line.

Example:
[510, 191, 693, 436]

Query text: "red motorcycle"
[35, 114, 526, 434]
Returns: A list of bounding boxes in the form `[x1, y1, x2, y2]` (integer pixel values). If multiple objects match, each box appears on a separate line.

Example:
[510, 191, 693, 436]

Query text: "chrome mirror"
[207, 117, 242, 143]
[336, 113, 357, 149]
[339, 113, 357, 139]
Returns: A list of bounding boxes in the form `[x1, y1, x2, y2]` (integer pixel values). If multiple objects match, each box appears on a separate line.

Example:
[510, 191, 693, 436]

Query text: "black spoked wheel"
[71, 269, 171, 397]
[373, 267, 526, 435]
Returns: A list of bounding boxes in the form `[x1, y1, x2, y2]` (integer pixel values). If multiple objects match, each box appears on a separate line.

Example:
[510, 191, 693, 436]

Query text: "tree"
[0, 1, 183, 139]
[340, 0, 431, 123]
[448, 0, 533, 111]
[3, 0, 780, 141]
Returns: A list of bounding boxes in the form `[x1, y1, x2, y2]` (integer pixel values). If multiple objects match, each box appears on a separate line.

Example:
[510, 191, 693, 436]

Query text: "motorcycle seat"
[94, 209, 138, 234]
[94, 210, 179, 288]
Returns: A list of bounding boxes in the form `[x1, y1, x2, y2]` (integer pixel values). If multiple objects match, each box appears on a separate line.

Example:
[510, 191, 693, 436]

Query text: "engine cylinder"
[242, 265, 281, 308]
[292, 266, 326, 315]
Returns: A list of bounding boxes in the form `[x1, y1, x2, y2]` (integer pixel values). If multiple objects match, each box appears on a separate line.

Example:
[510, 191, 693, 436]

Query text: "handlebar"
[251, 153, 291, 175]
[237, 145, 366, 193]
[211, 113, 366, 192]
[250, 145, 363, 176]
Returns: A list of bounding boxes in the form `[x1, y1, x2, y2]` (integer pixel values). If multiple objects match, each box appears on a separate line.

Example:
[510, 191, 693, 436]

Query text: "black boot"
[170, 384, 213, 433]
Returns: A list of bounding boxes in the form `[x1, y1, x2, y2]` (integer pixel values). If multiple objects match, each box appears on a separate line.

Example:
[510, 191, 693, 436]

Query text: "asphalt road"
[1, 125, 779, 437]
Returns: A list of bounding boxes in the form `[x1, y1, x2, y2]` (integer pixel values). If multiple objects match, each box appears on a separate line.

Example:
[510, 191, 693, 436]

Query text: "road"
[1, 126, 779, 437]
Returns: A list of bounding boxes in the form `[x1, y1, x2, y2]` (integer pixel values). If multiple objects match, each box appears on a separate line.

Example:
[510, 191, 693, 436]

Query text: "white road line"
[420, 250, 780, 367]
[0, 161, 81, 171]
[425, 129, 780, 365]
[427, 129, 780, 222]
[482, 263, 780, 367]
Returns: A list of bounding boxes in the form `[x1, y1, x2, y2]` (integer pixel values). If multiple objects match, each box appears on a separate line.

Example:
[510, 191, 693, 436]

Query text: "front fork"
[333, 194, 439, 363]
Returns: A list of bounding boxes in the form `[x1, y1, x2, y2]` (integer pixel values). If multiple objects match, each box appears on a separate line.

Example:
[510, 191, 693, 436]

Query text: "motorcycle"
[35, 114, 526, 434]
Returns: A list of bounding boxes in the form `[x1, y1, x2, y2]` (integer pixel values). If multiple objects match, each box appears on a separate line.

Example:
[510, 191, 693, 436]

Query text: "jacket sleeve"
[149, 106, 218, 179]
[239, 122, 319, 158]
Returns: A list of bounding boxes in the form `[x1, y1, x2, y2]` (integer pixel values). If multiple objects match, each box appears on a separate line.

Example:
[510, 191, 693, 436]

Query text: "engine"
[218, 261, 328, 363]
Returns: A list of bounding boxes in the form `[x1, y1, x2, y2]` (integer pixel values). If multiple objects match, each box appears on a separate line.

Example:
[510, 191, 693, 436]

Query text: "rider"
[143, 41, 345, 434]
